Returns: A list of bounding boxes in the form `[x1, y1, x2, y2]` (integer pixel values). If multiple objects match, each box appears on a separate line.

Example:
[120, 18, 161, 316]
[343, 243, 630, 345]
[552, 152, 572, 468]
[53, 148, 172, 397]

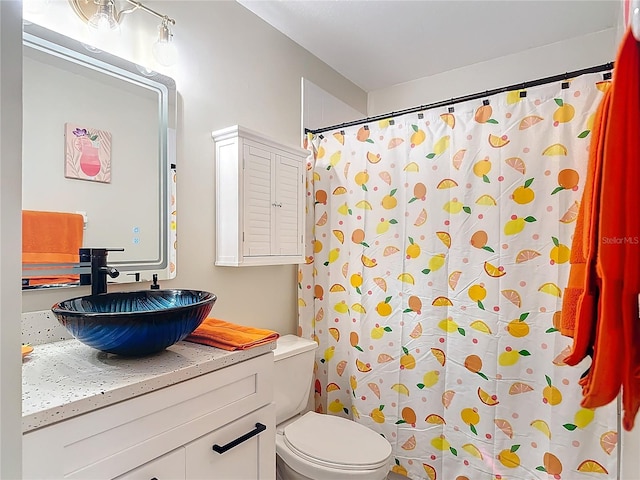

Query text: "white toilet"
[273, 335, 392, 480]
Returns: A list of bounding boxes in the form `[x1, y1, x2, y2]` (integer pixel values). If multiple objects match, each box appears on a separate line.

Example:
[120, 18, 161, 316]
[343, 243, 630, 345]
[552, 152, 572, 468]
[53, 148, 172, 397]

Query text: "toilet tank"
[273, 335, 318, 425]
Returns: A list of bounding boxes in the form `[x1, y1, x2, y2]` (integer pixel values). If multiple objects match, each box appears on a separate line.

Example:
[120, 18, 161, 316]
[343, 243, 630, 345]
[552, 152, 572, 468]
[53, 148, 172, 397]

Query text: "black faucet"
[79, 248, 123, 295]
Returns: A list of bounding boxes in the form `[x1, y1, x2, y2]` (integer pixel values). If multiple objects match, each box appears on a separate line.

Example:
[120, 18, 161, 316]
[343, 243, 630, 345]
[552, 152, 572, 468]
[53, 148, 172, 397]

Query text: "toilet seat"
[281, 412, 391, 471]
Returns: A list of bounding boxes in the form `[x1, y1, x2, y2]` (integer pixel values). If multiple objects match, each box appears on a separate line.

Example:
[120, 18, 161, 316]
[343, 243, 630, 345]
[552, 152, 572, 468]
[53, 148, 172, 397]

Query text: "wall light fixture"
[68, 0, 177, 66]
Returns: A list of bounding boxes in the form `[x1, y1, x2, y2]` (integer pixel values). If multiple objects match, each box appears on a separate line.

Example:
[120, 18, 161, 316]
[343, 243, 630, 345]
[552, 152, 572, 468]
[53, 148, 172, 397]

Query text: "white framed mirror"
[22, 22, 177, 290]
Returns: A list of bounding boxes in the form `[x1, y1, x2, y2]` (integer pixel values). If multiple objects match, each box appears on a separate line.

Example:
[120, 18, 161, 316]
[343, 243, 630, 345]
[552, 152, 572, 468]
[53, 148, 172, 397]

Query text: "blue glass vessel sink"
[52, 289, 216, 356]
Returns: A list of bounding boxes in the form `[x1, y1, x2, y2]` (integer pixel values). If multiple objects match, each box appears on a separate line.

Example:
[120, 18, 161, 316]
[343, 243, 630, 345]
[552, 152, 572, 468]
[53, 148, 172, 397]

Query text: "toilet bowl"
[273, 335, 392, 480]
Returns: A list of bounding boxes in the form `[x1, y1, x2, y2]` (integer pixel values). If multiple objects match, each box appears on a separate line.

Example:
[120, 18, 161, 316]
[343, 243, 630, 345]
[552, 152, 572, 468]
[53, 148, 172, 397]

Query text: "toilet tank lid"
[273, 335, 317, 361]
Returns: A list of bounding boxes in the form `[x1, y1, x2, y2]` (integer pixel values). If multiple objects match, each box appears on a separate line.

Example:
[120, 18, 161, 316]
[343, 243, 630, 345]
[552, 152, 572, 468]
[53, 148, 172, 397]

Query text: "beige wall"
[21, 0, 367, 336]
[368, 29, 618, 117]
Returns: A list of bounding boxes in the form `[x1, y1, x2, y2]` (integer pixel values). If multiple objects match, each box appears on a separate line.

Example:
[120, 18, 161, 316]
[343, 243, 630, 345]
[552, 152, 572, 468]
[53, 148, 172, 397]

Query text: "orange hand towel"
[560, 88, 611, 340]
[22, 210, 84, 286]
[185, 318, 279, 351]
[22, 210, 84, 264]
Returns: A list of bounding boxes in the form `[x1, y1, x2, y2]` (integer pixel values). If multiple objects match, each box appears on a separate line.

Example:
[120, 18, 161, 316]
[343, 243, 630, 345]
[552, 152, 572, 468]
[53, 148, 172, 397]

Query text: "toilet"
[273, 335, 392, 480]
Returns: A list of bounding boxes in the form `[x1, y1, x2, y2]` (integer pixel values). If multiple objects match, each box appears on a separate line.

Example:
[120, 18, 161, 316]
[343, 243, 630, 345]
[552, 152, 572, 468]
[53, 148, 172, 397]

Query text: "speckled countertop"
[22, 339, 275, 433]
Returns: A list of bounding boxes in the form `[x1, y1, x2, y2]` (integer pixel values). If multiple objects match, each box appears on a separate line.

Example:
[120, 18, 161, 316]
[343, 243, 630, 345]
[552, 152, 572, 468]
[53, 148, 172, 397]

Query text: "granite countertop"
[22, 339, 275, 433]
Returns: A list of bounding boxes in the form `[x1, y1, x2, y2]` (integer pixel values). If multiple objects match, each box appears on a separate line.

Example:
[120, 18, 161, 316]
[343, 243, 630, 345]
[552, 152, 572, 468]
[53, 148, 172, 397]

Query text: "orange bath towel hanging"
[563, 28, 640, 430]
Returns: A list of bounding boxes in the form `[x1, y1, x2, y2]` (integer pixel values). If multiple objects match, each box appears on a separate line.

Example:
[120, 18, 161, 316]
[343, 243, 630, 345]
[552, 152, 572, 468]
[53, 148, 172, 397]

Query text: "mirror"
[21, 23, 177, 290]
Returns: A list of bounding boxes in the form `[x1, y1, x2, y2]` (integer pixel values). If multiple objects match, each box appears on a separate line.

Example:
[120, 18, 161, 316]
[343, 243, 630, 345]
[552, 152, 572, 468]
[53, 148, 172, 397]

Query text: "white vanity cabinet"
[212, 125, 308, 267]
[23, 352, 276, 480]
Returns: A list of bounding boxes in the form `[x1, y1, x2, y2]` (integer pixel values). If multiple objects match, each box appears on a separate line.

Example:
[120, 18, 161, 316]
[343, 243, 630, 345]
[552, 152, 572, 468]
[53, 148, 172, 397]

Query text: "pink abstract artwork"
[64, 123, 112, 183]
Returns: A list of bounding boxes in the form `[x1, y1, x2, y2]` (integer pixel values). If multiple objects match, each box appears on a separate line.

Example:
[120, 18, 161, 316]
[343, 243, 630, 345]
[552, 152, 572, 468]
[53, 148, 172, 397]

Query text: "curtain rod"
[305, 62, 614, 135]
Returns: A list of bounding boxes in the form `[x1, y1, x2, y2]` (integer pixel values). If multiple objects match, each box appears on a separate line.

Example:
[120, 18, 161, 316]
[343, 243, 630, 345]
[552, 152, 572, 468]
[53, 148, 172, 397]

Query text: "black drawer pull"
[212, 423, 267, 454]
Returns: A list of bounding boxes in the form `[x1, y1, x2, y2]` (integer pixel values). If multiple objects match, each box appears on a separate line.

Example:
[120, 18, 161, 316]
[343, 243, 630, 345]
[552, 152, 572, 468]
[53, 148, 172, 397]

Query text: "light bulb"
[87, 1, 120, 33]
[152, 22, 178, 67]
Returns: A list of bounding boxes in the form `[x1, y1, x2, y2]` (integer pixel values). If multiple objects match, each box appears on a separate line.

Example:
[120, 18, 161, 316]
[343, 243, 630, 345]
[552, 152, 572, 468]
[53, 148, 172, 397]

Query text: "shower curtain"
[298, 72, 618, 479]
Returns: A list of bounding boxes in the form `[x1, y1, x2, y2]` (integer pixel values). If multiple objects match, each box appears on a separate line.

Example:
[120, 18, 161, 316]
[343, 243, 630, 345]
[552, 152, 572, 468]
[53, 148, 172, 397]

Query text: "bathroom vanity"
[22, 340, 276, 479]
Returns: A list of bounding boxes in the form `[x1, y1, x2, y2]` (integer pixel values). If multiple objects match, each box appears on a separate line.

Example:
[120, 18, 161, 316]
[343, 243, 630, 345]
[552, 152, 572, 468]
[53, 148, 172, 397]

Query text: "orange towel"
[563, 28, 640, 430]
[185, 318, 279, 351]
[22, 210, 84, 286]
[561, 89, 611, 342]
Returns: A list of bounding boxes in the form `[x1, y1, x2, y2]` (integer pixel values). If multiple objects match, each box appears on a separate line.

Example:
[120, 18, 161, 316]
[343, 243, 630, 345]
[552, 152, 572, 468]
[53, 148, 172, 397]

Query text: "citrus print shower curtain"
[298, 72, 618, 480]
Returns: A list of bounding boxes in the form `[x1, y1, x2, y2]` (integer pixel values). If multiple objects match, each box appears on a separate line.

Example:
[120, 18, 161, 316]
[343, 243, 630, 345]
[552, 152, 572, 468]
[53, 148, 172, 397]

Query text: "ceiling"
[237, 0, 620, 92]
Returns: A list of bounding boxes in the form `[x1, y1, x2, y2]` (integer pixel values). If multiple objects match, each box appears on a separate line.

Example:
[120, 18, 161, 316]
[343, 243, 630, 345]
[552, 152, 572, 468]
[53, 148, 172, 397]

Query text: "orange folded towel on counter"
[185, 318, 279, 351]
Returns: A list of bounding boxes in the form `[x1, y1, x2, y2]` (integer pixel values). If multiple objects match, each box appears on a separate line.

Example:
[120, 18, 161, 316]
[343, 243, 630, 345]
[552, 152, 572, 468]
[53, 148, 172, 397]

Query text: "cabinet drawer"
[186, 403, 275, 480]
[115, 447, 185, 480]
[23, 353, 273, 479]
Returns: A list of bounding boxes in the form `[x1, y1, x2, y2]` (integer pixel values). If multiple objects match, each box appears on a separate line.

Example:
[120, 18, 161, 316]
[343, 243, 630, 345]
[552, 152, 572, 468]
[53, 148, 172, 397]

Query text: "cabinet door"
[115, 447, 185, 480]
[274, 153, 303, 256]
[243, 143, 273, 257]
[185, 404, 275, 480]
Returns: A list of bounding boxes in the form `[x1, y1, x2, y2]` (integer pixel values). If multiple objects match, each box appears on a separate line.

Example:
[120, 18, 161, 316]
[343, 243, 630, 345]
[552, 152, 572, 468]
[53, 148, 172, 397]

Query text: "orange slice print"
[368, 382, 381, 399]
[452, 149, 466, 170]
[388, 137, 404, 149]
[326, 382, 340, 392]
[335, 360, 347, 377]
[328, 328, 340, 342]
[414, 208, 428, 226]
[560, 201, 580, 223]
[577, 460, 608, 474]
[332, 186, 347, 195]
[361, 254, 377, 268]
[478, 387, 499, 406]
[505, 156, 526, 174]
[509, 382, 534, 395]
[425, 413, 446, 425]
[484, 261, 506, 277]
[436, 231, 451, 248]
[332, 230, 345, 244]
[316, 212, 328, 226]
[366, 151, 381, 164]
[501, 289, 522, 307]
[552, 346, 571, 366]
[431, 348, 446, 366]
[596, 81, 611, 92]
[600, 431, 618, 455]
[437, 178, 458, 189]
[448, 270, 462, 290]
[401, 435, 417, 451]
[515, 249, 541, 263]
[333, 131, 344, 145]
[518, 115, 544, 130]
[488, 133, 510, 148]
[409, 322, 423, 338]
[378, 171, 392, 185]
[377, 353, 394, 363]
[422, 464, 437, 480]
[495, 418, 514, 438]
[373, 277, 387, 292]
[356, 358, 372, 372]
[383, 246, 400, 256]
[432, 296, 453, 306]
[440, 112, 456, 128]
[442, 390, 456, 409]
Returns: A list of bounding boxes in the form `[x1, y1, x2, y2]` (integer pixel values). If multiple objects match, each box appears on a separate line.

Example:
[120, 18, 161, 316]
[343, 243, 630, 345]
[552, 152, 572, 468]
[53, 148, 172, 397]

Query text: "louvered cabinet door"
[274, 153, 304, 257]
[242, 143, 273, 257]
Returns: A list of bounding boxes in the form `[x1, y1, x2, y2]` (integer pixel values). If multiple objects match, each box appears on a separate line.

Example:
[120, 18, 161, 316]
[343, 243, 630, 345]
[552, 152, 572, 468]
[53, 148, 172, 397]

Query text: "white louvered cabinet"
[212, 125, 307, 266]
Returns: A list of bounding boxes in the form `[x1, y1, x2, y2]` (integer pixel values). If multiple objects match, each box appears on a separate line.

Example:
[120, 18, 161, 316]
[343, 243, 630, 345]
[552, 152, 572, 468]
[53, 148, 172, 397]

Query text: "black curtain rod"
[305, 62, 614, 135]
